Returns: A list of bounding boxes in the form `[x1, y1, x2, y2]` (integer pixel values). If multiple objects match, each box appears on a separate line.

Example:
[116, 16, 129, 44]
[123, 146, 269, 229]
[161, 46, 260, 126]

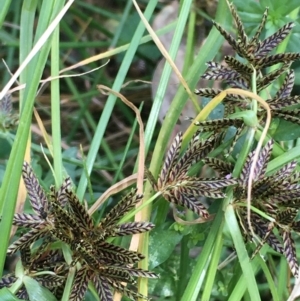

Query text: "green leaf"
[0, 288, 23, 301]
[23, 276, 58, 301]
[148, 226, 183, 269]
[273, 0, 300, 16]
[272, 119, 300, 141]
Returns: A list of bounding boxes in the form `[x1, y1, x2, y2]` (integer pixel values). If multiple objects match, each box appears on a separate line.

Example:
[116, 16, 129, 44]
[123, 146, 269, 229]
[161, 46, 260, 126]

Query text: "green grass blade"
[76, 0, 159, 200]
[51, 25, 63, 187]
[202, 231, 224, 301]
[225, 204, 261, 300]
[0, 1, 71, 277]
[180, 206, 224, 301]
[0, 0, 12, 29]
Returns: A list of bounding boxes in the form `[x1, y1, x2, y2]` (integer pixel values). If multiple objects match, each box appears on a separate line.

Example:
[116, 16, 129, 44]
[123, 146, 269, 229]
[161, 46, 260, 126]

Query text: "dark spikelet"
[0, 275, 17, 288]
[16, 288, 28, 300]
[22, 161, 48, 217]
[56, 177, 72, 206]
[95, 241, 145, 264]
[272, 161, 297, 181]
[13, 213, 41, 228]
[257, 63, 290, 91]
[224, 56, 253, 75]
[282, 231, 299, 278]
[252, 178, 274, 198]
[197, 189, 226, 199]
[170, 135, 212, 178]
[202, 61, 242, 80]
[93, 276, 113, 301]
[228, 1, 247, 48]
[266, 234, 284, 254]
[173, 192, 209, 218]
[292, 221, 300, 233]
[50, 201, 82, 235]
[203, 157, 233, 176]
[100, 267, 133, 283]
[251, 221, 275, 259]
[0, 94, 12, 114]
[144, 166, 158, 190]
[194, 88, 245, 102]
[66, 190, 94, 230]
[35, 274, 65, 288]
[158, 132, 182, 186]
[201, 68, 241, 81]
[273, 111, 300, 125]
[108, 279, 148, 301]
[70, 268, 90, 301]
[239, 151, 255, 186]
[227, 77, 250, 90]
[99, 190, 142, 228]
[116, 222, 155, 236]
[195, 118, 244, 132]
[256, 53, 300, 69]
[275, 70, 294, 99]
[269, 96, 300, 110]
[72, 239, 101, 267]
[273, 191, 300, 203]
[290, 172, 300, 184]
[20, 246, 31, 266]
[255, 22, 295, 57]
[244, 213, 284, 254]
[254, 140, 273, 180]
[196, 178, 237, 189]
[7, 224, 48, 255]
[277, 209, 297, 226]
[213, 21, 242, 55]
[122, 267, 158, 279]
[249, 7, 268, 45]
[194, 88, 220, 97]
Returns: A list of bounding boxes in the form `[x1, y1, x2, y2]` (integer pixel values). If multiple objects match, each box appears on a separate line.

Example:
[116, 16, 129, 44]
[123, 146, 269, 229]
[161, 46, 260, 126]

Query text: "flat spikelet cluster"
[191, 1, 300, 278]
[1, 162, 157, 300]
[208, 140, 300, 277]
[195, 2, 300, 147]
[147, 132, 237, 219]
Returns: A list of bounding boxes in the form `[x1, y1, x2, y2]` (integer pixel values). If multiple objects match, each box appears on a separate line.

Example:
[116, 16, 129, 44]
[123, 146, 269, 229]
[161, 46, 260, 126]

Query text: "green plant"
[1, 1, 300, 301]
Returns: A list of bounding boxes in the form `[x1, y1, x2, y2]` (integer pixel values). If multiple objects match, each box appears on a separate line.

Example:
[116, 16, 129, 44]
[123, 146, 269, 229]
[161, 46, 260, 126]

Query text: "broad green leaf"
[23, 276, 57, 301]
[0, 288, 23, 301]
[148, 226, 182, 269]
[272, 119, 300, 141]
